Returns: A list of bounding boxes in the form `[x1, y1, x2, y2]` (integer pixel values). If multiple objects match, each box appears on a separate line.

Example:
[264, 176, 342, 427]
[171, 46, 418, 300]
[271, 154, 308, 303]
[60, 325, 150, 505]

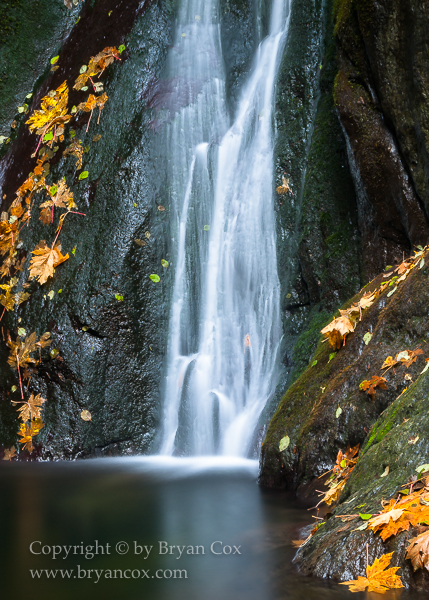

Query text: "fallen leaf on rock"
[406, 530, 429, 571]
[29, 241, 69, 285]
[359, 376, 387, 400]
[2, 446, 16, 460]
[279, 435, 290, 452]
[340, 552, 404, 594]
[320, 315, 354, 350]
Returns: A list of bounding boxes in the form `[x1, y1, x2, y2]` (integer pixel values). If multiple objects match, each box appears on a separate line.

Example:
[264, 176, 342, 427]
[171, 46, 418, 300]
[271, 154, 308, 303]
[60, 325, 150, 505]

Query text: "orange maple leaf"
[359, 375, 387, 400]
[340, 552, 404, 594]
[321, 315, 354, 350]
[29, 240, 69, 285]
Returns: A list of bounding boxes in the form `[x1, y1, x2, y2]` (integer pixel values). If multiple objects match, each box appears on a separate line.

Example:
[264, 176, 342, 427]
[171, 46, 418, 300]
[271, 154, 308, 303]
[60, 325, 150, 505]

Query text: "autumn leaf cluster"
[1, 46, 121, 460]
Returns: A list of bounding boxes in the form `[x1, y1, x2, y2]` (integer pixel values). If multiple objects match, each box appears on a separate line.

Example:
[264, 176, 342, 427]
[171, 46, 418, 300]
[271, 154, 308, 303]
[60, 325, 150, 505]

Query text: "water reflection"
[0, 458, 412, 599]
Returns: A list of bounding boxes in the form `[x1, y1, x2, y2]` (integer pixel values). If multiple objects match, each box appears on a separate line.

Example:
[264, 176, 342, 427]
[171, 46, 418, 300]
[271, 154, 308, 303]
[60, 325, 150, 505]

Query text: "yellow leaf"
[340, 552, 404, 594]
[81, 410, 92, 421]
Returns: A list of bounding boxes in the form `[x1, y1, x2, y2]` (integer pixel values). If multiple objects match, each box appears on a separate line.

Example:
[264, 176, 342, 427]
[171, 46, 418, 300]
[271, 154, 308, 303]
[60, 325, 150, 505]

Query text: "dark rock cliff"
[261, 0, 429, 587]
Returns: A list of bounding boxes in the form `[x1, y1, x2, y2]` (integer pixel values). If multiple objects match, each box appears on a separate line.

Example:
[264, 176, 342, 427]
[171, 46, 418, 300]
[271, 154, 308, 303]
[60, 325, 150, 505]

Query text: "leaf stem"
[16, 352, 24, 400]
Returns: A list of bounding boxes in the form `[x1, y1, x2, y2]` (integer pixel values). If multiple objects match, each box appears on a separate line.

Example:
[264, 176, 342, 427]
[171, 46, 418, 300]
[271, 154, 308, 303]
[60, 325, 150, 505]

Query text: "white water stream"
[160, 0, 291, 456]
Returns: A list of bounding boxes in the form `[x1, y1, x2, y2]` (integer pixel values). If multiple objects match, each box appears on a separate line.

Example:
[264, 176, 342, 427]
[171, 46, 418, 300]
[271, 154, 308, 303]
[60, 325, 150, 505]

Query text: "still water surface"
[0, 458, 410, 599]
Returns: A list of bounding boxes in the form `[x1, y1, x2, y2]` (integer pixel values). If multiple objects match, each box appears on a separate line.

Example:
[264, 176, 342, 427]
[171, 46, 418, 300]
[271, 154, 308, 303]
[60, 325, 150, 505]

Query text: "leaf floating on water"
[47, 290, 55, 300]
[17, 327, 26, 337]
[81, 410, 92, 421]
[203, 225, 210, 231]
[161, 259, 169, 268]
[79, 171, 89, 180]
[134, 239, 146, 246]
[340, 552, 404, 594]
[150, 274, 160, 283]
[79, 65, 88, 74]
[336, 407, 342, 418]
[279, 435, 290, 452]
[50, 56, 59, 65]
[118, 45, 125, 53]
[145, 231, 151, 239]
[158, 205, 165, 211]
[359, 513, 373, 521]
[387, 286, 397, 297]
[328, 352, 336, 363]
[92, 134, 102, 142]
[311, 360, 317, 367]
[115, 294, 123, 301]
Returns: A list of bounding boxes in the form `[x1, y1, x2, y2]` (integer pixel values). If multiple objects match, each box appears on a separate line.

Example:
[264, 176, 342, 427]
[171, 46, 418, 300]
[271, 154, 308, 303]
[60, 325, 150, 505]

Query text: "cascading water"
[160, 0, 291, 456]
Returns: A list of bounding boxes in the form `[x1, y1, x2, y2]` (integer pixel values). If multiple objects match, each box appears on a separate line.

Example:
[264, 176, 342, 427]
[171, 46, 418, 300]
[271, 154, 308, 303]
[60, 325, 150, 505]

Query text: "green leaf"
[69, 129, 76, 138]
[203, 225, 210, 231]
[11, 385, 17, 393]
[82, 326, 88, 332]
[150, 274, 160, 283]
[359, 513, 372, 520]
[50, 348, 59, 358]
[58, 289, 62, 294]
[279, 435, 290, 452]
[49, 185, 58, 196]
[79, 65, 87, 74]
[416, 464, 429, 474]
[17, 327, 26, 337]
[340, 459, 346, 468]
[72, 246, 77, 255]
[81, 86, 88, 92]
[71, 106, 77, 114]
[336, 407, 342, 419]
[79, 171, 89, 180]
[385, 265, 392, 270]
[328, 352, 336, 363]
[50, 55, 59, 65]
[17, 106, 25, 113]
[311, 360, 317, 367]
[84, 145, 90, 153]
[118, 44, 125, 53]
[363, 332, 372, 345]
[43, 132, 54, 141]
[356, 504, 366, 509]
[115, 294, 124, 302]
[161, 259, 169, 268]
[419, 257, 425, 269]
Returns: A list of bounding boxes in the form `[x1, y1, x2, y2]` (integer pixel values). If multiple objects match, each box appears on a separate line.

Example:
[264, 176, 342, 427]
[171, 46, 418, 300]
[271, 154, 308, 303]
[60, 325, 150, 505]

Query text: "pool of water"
[0, 457, 407, 599]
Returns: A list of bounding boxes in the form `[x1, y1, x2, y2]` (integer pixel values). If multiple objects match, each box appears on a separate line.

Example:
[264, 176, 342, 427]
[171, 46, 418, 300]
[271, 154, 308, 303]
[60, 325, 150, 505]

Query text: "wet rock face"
[259, 260, 429, 490]
[0, 0, 173, 458]
[293, 320, 429, 589]
[334, 0, 429, 279]
[0, 0, 270, 458]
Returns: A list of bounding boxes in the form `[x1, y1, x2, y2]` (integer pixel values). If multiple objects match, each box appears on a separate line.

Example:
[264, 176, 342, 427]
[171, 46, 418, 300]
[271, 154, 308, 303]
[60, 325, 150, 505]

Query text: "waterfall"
[159, 0, 291, 456]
